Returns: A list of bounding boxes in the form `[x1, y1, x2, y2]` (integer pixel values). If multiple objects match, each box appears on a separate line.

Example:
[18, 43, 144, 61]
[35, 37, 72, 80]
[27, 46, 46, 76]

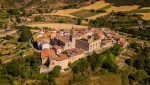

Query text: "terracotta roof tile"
[101, 40, 112, 45]
[41, 49, 55, 58]
[54, 55, 68, 61]
[54, 45, 62, 50]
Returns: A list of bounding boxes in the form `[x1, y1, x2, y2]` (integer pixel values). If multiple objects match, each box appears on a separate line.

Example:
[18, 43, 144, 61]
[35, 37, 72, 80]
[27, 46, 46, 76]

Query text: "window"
[68, 44, 70, 47]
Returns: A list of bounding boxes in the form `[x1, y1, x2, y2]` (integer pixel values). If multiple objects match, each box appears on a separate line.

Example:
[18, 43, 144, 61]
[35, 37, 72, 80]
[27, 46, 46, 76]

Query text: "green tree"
[110, 44, 122, 56]
[73, 58, 89, 73]
[144, 59, 150, 69]
[49, 66, 61, 78]
[77, 18, 82, 25]
[34, 16, 42, 22]
[19, 28, 32, 42]
[133, 58, 145, 70]
[91, 54, 106, 71]
[2, 59, 21, 77]
[48, 75, 56, 84]
[16, 17, 21, 23]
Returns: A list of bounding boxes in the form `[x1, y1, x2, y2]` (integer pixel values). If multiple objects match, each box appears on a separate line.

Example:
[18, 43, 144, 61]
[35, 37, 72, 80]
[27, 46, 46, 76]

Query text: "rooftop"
[55, 55, 68, 61]
[54, 45, 62, 50]
[65, 48, 84, 56]
[40, 49, 56, 58]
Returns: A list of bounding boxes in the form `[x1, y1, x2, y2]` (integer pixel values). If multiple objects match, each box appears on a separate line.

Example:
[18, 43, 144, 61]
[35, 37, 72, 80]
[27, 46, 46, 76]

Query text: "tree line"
[105, 0, 150, 7]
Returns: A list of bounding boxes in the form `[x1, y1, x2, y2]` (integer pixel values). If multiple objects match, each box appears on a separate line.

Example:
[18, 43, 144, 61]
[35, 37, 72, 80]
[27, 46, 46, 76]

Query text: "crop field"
[83, 1, 110, 10]
[136, 13, 150, 20]
[87, 13, 109, 19]
[49, 9, 81, 18]
[32, 1, 149, 22]
[106, 5, 139, 12]
[123, 9, 150, 13]
[141, 7, 150, 9]
[71, 9, 99, 18]
[99, 4, 112, 10]
[26, 22, 88, 29]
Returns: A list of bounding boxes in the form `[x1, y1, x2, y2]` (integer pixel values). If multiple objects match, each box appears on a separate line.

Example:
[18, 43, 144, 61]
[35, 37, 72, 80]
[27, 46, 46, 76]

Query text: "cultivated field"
[32, 1, 149, 22]
[136, 13, 150, 20]
[141, 7, 150, 9]
[123, 9, 150, 13]
[106, 5, 139, 12]
[49, 9, 81, 18]
[71, 9, 99, 18]
[33, 1, 111, 18]
[87, 13, 109, 19]
[26, 22, 88, 29]
[83, 1, 110, 10]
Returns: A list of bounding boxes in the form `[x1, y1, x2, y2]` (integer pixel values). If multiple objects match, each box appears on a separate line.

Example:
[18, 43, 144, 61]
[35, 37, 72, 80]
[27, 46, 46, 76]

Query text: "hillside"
[0, 0, 95, 9]
[105, 0, 150, 7]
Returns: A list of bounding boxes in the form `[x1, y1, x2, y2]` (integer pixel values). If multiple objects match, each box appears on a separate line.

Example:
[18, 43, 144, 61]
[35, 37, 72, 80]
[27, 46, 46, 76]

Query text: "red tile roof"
[41, 49, 55, 58]
[101, 40, 112, 45]
[55, 55, 68, 61]
[54, 45, 62, 50]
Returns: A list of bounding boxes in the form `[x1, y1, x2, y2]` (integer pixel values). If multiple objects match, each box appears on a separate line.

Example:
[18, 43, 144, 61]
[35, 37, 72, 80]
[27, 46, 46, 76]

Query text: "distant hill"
[105, 0, 150, 7]
[0, 0, 94, 9]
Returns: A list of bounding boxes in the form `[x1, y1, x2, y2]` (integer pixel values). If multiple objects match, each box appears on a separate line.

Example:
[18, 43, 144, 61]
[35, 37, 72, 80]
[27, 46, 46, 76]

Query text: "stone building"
[76, 35, 101, 52]
[64, 48, 85, 63]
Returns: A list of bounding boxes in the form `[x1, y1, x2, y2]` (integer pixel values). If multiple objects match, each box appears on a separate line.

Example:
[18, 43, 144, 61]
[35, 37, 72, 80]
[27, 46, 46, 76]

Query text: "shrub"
[90, 9, 95, 12]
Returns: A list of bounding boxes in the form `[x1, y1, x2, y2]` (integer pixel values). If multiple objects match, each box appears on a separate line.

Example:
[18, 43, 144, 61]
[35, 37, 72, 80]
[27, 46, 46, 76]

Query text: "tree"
[91, 54, 106, 71]
[16, 17, 21, 23]
[2, 59, 21, 77]
[1, 5, 4, 10]
[19, 28, 32, 42]
[144, 59, 150, 69]
[77, 18, 82, 25]
[49, 66, 61, 78]
[48, 75, 56, 84]
[90, 9, 95, 12]
[133, 58, 145, 70]
[7, 9, 20, 15]
[34, 16, 42, 22]
[73, 58, 89, 73]
[110, 44, 122, 56]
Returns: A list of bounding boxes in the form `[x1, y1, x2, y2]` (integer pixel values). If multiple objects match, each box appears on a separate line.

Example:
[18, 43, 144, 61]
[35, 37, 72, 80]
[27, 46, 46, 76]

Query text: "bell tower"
[70, 26, 76, 48]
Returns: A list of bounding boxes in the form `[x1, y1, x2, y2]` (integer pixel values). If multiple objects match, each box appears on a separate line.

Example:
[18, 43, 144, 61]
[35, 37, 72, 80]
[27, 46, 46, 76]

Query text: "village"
[32, 27, 128, 73]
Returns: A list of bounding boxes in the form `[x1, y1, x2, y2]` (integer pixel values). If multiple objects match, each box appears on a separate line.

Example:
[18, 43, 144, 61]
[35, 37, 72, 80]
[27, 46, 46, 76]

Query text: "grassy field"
[99, 4, 112, 10]
[123, 9, 150, 13]
[106, 5, 139, 12]
[0, 11, 9, 17]
[56, 73, 122, 85]
[82, 75, 122, 85]
[71, 9, 99, 18]
[26, 22, 88, 29]
[87, 13, 109, 19]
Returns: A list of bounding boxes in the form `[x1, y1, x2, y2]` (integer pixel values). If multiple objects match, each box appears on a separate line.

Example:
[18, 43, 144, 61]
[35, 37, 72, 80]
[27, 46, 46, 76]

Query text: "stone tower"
[70, 26, 76, 48]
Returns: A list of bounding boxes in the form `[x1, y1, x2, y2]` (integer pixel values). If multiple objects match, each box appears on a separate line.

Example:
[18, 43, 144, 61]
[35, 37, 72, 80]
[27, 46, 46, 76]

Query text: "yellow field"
[26, 22, 88, 29]
[83, 1, 110, 10]
[33, 9, 80, 17]
[32, 1, 150, 23]
[141, 7, 150, 9]
[49, 9, 81, 17]
[136, 13, 150, 20]
[32, 1, 110, 18]
[87, 13, 109, 19]
[106, 5, 139, 12]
